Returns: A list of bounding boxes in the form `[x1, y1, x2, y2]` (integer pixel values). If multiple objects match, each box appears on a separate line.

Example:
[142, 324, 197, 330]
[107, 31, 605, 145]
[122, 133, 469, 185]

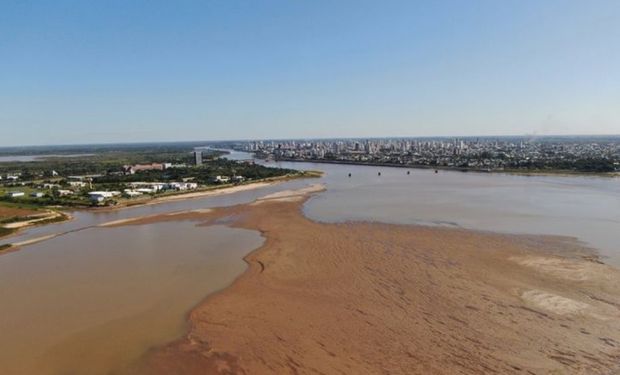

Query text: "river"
[0, 149, 618, 374]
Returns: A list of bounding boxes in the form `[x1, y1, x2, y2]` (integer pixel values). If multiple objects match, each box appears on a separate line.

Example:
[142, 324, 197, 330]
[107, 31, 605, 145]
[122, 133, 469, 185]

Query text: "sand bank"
[12, 234, 60, 248]
[2, 210, 66, 229]
[119, 187, 620, 375]
[100, 174, 318, 212]
[98, 209, 214, 228]
[149, 182, 272, 203]
[250, 183, 325, 205]
[0, 210, 71, 243]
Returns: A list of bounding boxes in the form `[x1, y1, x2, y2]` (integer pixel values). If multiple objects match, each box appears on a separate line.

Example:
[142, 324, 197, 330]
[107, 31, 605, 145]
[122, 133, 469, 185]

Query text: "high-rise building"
[194, 150, 203, 166]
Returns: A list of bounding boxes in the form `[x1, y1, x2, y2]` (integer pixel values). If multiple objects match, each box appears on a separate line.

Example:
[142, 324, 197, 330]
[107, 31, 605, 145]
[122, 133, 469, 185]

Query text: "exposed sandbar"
[122, 189, 620, 374]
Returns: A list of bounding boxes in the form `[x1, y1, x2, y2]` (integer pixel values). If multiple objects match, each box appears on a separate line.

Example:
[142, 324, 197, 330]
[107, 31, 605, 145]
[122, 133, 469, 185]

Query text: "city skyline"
[2, 0, 620, 146]
[2, 133, 620, 149]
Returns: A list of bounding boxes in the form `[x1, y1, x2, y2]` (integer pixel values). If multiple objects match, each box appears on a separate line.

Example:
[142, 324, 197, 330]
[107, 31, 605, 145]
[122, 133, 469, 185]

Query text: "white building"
[135, 188, 156, 194]
[212, 175, 230, 183]
[128, 182, 166, 191]
[7, 191, 25, 198]
[68, 181, 88, 188]
[88, 191, 120, 202]
[123, 189, 143, 197]
[166, 182, 198, 191]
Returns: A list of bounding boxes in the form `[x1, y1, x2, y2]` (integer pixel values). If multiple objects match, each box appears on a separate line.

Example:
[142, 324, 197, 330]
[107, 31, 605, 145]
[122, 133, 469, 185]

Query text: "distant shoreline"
[273, 158, 620, 177]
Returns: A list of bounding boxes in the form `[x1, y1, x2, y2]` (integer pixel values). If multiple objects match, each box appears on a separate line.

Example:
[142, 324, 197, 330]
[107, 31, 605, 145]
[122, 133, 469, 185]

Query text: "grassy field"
[0, 202, 40, 220]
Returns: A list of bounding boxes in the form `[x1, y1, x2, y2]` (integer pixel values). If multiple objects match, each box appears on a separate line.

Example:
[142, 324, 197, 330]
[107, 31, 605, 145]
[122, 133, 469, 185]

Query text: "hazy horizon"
[2, 0, 619, 146]
[1, 133, 619, 151]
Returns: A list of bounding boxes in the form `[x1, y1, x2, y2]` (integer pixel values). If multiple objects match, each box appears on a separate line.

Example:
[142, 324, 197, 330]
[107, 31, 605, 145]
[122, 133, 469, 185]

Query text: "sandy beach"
[0, 209, 71, 243]
[112, 186, 620, 374]
[100, 174, 319, 211]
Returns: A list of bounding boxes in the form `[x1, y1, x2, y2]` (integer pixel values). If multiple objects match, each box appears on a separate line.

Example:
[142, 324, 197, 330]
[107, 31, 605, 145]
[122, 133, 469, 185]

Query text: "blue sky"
[1, 0, 619, 146]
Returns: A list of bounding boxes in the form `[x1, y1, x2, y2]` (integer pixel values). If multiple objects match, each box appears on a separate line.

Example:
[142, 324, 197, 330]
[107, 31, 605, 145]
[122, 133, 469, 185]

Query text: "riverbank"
[273, 158, 620, 177]
[119, 186, 620, 374]
[0, 207, 70, 242]
[93, 171, 321, 211]
[0, 173, 321, 254]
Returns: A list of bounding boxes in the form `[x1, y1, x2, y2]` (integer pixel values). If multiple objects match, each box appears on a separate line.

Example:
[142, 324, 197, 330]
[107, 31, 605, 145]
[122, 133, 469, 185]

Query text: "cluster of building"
[1, 148, 253, 204]
[2, 173, 203, 203]
[118, 150, 205, 175]
[121, 162, 194, 174]
[242, 137, 620, 172]
[86, 181, 200, 203]
[0, 174, 21, 182]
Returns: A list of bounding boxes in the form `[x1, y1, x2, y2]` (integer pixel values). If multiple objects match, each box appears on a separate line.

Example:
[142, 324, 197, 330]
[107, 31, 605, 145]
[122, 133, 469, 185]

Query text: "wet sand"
[123, 187, 620, 374]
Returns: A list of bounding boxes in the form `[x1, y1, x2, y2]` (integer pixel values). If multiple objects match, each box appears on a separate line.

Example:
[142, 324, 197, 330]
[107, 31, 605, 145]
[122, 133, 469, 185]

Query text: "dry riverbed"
[104, 185, 620, 375]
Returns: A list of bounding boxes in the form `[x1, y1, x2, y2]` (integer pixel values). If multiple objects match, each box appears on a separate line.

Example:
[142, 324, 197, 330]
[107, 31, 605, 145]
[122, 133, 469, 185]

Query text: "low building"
[123, 163, 166, 175]
[68, 181, 88, 188]
[68, 175, 100, 181]
[127, 182, 166, 192]
[212, 175, 230, 183]
[88, 191, 120, 202]
[7, 191, 25, 198]
[30, 192, 45, 198]
[57, 190, 73, 196]
[123, 189, 143, 197]
[135, 188, 156, 194]
[166, 182, 198, 191]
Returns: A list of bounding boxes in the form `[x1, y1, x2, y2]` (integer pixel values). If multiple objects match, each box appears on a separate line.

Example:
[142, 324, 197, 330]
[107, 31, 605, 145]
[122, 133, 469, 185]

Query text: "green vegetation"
[0, 216, 33, 225]
[0, 227, 16, 238]
[1, 144, 304, 208]
[508, 158, 617, 173]
[93, 158, 298, 185]
[0, 189, 88, 208]
[0, 146, 224, 178]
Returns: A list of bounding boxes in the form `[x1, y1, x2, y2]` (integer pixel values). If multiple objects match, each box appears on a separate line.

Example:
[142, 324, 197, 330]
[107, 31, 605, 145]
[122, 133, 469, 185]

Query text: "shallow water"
[0, 153, 94, 162]
[0, 222, 263, 375]
[0, 178, 311, 246]
[265, 160, 620, 265]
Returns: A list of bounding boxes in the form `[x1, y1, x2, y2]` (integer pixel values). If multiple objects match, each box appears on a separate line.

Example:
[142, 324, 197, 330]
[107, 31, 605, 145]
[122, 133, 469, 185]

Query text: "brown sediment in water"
[129, 188, 620, 374]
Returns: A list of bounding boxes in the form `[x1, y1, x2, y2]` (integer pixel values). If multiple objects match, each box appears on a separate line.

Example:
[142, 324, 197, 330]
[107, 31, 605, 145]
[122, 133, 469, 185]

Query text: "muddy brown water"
[0, 222, 263, 375]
